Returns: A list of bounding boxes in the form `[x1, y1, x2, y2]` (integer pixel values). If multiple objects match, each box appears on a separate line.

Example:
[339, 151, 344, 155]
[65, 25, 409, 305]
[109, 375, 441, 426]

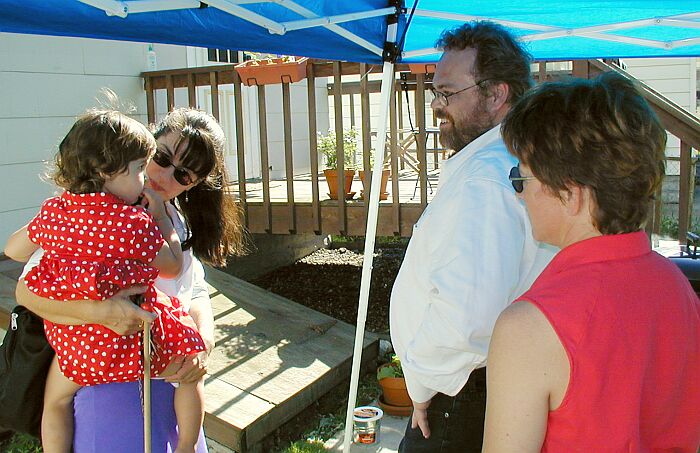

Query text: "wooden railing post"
[166, 74, 175, 112]
[306, 64, 321, 234]
[360, 63, 371, 209]
[389, 74, 400, 236]
[257, 85, 272, 233]
[282, 82, 296, 233]
[333, 61, 347, 235]
[209, 71, 220, 121]
[678, 141, 693, 243]
[233, 71, 248, 228]
[144, 76, 156, 125]
[572, 60, 591, 79]
[187, 73, 197, 108]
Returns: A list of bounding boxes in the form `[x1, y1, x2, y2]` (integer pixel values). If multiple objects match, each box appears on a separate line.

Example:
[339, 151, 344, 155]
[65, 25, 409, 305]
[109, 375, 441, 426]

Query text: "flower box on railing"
[235, 56, 309, 86]
[408, 63, 436, 74]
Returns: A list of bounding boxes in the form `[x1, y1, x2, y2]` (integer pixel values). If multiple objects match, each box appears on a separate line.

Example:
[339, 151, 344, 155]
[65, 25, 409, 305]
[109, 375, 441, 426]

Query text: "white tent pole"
[342, 18, 398, 451]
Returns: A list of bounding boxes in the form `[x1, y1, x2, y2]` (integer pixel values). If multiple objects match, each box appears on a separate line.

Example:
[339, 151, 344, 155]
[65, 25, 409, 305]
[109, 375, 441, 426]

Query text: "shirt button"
[444, 412, 449, 418]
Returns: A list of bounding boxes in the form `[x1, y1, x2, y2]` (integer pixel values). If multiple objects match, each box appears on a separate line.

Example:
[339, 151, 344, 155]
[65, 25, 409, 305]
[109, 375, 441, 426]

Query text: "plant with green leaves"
[318, 128, 358, 170]
[377, 354, 403, 380]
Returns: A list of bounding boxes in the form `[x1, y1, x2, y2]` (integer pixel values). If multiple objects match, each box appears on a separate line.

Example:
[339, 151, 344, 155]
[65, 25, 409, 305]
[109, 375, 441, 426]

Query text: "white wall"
[621, 57, 698, 176]
[0, 33, 187, 249]
[0, 35, 331, 249]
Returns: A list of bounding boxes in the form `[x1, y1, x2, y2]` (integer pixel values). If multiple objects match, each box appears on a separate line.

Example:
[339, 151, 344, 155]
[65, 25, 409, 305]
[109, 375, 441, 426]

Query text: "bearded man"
[389, 21, 556, 453]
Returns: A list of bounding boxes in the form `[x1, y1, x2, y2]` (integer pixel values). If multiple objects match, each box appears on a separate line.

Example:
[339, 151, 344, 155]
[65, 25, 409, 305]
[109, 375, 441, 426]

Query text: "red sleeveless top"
[519, 232, 700, 452]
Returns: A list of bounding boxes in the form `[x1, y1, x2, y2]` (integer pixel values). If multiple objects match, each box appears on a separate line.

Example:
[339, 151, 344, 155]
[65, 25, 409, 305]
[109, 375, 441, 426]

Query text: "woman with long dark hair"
[14, 107, 245, 452]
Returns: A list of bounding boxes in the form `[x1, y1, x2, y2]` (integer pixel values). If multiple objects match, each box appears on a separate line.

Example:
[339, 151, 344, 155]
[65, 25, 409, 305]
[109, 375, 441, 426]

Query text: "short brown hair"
[502, 72, 667, 234]
[436, 21, 533, 104]
[52, 110, 156, 193]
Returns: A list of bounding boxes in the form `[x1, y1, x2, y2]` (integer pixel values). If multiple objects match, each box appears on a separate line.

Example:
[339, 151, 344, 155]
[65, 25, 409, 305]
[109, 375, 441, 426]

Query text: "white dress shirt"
[389, 125, 556, 403]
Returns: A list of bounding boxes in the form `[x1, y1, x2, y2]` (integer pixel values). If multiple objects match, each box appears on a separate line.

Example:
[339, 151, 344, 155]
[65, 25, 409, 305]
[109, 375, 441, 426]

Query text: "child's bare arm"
[4, 225, 39, 262]
[143, 189, 183, 279]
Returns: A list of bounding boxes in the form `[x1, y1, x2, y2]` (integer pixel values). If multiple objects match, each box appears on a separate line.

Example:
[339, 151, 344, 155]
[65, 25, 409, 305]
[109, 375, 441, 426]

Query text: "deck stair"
[0, 258, 379, 452]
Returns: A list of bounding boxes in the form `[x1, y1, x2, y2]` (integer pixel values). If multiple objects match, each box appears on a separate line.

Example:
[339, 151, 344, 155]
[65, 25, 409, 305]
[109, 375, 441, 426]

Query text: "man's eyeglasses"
[509, 166, 536, 193]
[152, 150, 196, 186]
[430, 79, 489, 106]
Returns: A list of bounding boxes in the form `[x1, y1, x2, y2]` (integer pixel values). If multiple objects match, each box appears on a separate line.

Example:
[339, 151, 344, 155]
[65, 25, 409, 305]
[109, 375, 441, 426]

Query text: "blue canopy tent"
[3, 1, 700, 451]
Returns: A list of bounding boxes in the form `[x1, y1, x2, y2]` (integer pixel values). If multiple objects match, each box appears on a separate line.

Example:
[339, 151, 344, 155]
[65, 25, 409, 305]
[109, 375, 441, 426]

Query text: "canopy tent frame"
[78, 0, 398, 56]
[404, 9, 700, 59]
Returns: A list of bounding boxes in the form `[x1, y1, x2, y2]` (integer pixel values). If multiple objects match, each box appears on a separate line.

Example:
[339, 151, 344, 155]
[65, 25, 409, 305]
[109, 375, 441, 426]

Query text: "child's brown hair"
[51, 110, 156, 194]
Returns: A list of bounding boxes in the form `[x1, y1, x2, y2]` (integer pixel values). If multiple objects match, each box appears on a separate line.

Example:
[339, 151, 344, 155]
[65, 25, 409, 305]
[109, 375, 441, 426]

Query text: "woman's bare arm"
[16, 280, 154, 335]
[482, 301, 569, 453]
[143, 188, 183, 279]
[161, 262, 214, 384]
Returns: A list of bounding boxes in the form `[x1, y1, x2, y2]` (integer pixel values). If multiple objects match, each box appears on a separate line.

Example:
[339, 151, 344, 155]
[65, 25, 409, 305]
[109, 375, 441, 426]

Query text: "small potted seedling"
[376, 354, 411, 415]
[319, 128, 357, 200]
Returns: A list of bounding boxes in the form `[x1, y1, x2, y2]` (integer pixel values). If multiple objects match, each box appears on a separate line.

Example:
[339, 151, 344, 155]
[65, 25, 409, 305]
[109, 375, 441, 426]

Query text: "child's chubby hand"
[140, 188, 168, 221]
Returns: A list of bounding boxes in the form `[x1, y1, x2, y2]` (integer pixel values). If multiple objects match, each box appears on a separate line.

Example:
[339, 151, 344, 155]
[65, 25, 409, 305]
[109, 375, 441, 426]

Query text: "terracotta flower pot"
[235, 57, 308, 86]
[378, 375, 411, 408]
[323, 169, 355, 200]
[359, 169, 390, 201]
[408, 63, 436, 74]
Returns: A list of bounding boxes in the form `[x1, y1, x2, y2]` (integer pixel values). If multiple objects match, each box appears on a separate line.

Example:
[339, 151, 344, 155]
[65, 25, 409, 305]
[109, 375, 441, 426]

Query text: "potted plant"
[376, 354, 412, 416]
[359, 148, 390, 201]
[235, 54, 308, 86]
[319, 128, 357, 200]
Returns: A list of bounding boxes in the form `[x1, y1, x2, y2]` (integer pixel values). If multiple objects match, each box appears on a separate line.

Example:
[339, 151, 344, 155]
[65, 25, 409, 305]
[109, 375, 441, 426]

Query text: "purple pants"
[73, 380, 208, 453]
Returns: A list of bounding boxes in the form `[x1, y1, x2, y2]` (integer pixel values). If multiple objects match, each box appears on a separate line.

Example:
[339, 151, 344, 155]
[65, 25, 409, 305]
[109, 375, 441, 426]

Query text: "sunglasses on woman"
[152, 150, 196, 186]
[509, 166, 536, 193]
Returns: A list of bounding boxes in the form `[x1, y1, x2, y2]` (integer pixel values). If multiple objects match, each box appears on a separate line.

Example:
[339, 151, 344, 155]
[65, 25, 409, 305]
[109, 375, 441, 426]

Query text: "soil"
[249, 239, 409, 335]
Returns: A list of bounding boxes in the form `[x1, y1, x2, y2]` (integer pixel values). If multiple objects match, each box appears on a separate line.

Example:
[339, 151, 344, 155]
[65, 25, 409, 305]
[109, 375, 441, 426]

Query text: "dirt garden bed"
[249, 238, 408, 335]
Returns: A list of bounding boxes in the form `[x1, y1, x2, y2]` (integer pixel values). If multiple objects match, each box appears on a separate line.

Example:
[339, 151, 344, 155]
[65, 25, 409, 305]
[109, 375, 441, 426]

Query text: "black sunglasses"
[152, 150, 196, 186]
[508, 166, 536, 193]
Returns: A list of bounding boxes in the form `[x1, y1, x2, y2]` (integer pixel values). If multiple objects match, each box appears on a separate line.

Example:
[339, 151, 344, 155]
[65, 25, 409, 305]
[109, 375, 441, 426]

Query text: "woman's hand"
[100, 286, 156, 335]
[161, 350, 209, 384]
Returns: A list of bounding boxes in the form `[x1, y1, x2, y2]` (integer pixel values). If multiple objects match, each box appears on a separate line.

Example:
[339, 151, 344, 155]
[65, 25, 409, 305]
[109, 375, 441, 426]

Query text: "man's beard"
[437, 98, 496, 154]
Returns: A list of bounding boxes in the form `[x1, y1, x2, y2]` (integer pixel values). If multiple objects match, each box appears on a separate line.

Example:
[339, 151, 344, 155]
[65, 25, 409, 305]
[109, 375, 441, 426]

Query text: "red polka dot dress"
[25, 192, 206, 386]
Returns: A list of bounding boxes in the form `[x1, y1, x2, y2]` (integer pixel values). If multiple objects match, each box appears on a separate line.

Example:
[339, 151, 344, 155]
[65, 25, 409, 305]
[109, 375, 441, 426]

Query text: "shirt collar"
[439, 124, 502, 183]
[546, 231, 651, 273]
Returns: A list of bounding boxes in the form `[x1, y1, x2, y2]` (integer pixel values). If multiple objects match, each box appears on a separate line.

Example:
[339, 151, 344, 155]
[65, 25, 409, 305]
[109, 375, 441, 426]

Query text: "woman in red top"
[5, 109, 206, 453]
[482, 72, 700, 452]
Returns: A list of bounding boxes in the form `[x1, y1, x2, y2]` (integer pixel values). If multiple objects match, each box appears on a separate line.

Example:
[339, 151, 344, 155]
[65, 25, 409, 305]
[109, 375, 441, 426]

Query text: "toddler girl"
[5, 109, 206, 453]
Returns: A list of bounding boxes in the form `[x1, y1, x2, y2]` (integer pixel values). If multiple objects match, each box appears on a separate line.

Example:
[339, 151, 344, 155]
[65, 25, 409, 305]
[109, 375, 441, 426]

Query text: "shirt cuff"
[403, 367, 437, 403]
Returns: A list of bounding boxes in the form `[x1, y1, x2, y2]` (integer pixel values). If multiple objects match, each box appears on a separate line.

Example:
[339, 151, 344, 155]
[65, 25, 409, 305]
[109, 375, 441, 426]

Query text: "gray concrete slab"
[324, 412, 408, 453]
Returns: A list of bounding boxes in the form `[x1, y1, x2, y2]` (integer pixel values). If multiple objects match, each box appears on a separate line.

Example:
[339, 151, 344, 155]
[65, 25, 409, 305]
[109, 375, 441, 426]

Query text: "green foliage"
[281, 440, 328, 453]
[1, 433, 42, 453]
[660, 215, 700, 240]
[318, 128, 358, 170]
[376, 354, 403, 380]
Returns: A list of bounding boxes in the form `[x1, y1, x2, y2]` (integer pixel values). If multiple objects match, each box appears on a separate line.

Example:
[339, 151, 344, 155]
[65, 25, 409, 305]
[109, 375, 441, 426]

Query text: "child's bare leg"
[173, 378, 204, 453]
[42, 357, 81, 453]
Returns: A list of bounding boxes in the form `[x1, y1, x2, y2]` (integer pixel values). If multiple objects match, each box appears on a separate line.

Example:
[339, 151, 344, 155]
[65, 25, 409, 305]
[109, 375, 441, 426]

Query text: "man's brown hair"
[436, 20, 533, 104]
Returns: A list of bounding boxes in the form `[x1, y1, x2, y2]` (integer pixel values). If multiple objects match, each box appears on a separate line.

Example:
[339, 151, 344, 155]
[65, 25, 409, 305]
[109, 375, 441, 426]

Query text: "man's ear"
[486, 82, 509, 113]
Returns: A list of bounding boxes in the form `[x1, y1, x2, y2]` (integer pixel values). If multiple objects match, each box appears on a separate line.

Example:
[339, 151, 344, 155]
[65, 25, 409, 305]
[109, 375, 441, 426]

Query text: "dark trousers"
[398, 367, 487, 453]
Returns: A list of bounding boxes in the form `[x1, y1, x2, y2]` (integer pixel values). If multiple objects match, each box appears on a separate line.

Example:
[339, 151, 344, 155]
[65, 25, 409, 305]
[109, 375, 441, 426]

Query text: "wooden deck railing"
[143, 59, 700, 242]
